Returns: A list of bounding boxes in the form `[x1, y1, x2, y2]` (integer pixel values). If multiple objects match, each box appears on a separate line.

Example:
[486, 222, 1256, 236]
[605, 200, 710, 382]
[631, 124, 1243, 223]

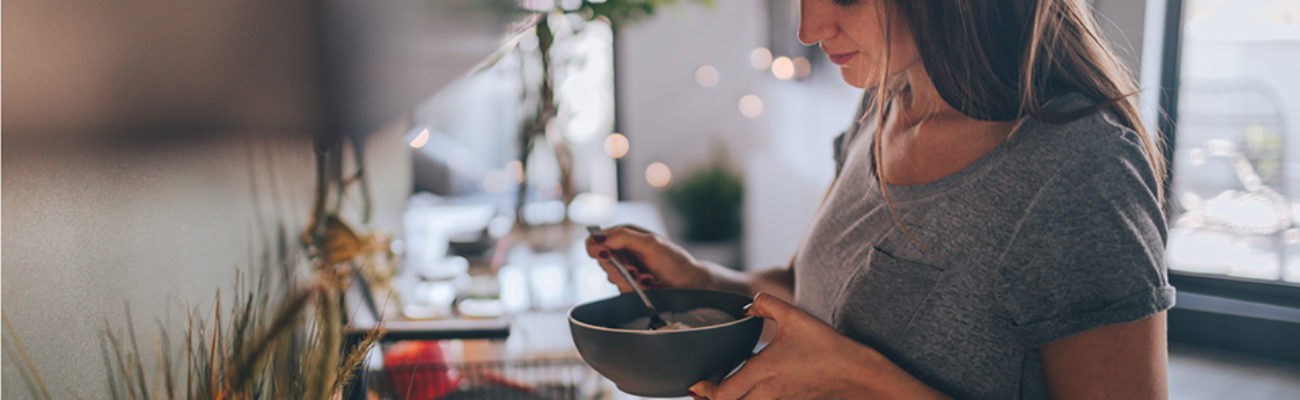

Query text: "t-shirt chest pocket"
[830, 246, 945, 349]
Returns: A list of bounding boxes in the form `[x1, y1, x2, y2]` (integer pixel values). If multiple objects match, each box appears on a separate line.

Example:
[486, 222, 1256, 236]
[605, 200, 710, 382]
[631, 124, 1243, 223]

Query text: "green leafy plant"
[664, 153, 743, 243]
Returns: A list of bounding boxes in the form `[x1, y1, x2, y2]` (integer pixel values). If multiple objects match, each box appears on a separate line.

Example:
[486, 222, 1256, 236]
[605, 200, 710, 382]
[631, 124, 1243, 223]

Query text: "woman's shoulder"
[1024, 93, 1148, 153]
[1012, 94, 1155, 180]
[977, 94, 1160, 213]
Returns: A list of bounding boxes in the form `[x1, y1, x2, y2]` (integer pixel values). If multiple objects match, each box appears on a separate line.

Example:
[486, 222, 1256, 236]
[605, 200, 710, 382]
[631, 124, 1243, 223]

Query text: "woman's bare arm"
[703, 262, 794, 301]
[1040, 312, 1169, 399]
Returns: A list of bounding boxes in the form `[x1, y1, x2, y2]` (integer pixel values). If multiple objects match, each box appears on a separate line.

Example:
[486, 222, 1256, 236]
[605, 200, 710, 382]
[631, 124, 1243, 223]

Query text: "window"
[1164, 0, 1300, 284]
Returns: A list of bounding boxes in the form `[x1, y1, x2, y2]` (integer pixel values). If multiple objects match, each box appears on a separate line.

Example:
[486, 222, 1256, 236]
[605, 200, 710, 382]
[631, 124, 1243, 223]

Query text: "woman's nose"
[797, 0, 836, 46]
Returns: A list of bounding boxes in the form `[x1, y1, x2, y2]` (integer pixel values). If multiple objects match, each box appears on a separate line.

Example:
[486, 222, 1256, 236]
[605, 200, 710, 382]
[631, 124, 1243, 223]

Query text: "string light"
[772, 56, 795, 80]
[645, 162, 672, 188]
[694, 65, 719, 88]
[409, 128, 430, 148]
[738, 95, 764, 119]
[604, 133, 630, 159]
[750, 47, 773, 70]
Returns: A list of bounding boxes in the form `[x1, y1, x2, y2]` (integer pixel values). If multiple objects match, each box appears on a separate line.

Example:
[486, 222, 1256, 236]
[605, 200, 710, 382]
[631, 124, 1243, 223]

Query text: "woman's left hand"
[689, 293, 950, 400]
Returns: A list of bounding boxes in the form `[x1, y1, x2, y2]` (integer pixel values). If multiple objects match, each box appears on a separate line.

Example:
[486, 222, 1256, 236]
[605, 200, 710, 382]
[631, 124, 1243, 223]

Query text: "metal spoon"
[587, 225, 668, 329]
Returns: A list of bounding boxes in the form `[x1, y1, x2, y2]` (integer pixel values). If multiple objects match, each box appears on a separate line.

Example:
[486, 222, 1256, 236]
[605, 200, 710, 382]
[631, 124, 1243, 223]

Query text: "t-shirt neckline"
[859, 117, 1025, 203]
[854, 93, 1089, 203]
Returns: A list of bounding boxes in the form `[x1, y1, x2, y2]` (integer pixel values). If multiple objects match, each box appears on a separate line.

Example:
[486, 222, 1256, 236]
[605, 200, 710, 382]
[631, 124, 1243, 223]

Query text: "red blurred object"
[383, 341, 460, 400]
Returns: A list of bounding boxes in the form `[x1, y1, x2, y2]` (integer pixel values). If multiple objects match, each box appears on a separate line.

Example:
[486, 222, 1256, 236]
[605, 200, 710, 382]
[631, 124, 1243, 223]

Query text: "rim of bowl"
[567, 292, 759, 335]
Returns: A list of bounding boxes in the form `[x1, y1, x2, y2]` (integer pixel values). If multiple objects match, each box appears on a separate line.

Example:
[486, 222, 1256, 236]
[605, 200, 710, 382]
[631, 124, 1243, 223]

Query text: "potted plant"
[664, 148, 744, 268]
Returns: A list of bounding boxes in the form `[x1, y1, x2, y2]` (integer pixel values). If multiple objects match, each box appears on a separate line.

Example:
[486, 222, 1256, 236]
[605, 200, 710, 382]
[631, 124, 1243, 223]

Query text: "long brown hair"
[859, 0, 1166, 249]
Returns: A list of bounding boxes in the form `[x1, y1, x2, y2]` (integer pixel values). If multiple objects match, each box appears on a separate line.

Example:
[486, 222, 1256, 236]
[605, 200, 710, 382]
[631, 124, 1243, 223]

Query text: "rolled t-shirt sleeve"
[995, 136, 1176, 348]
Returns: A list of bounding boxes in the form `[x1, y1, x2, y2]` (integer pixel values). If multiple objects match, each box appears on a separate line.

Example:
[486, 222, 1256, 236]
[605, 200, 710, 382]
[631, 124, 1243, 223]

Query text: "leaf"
[329, 327, 385, 397]
[226, 286, 316, 392]
[157, 320, 176, 400]
[124, 303, 152, 400]
[3, 312, 53, 400]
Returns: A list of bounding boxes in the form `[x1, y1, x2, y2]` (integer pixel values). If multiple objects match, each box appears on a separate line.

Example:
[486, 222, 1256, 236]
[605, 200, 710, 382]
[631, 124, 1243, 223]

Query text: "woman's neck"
[875, 66, 1017, 186]
[890, 67, 965, 127]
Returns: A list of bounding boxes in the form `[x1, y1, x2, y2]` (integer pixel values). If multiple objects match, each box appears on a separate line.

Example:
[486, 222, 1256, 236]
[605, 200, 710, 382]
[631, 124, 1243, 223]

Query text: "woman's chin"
[838, 67, 894, 90]
[838, 70, 873, 89]
[842, 77, 871, 89]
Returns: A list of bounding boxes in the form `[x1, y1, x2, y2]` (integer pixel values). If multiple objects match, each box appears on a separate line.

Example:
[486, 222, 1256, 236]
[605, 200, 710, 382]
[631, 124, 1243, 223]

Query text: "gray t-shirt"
[792, 93, 1175, 399]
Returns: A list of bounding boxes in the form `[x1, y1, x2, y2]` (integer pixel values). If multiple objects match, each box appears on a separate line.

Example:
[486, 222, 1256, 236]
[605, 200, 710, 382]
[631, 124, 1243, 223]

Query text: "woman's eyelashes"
[833, 0, 860, 6]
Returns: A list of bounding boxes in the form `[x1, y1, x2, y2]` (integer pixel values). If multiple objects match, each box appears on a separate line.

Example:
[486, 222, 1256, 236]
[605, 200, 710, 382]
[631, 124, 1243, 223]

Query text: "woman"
[586, 0, 1173, 398]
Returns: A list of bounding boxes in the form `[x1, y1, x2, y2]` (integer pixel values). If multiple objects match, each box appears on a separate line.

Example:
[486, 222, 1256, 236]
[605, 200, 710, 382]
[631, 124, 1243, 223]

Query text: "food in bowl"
[620, 307, 737, 331]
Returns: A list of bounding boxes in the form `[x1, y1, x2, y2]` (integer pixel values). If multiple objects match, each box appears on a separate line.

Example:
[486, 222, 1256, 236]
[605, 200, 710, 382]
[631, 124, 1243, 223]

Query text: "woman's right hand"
[584, 225, 714, 293]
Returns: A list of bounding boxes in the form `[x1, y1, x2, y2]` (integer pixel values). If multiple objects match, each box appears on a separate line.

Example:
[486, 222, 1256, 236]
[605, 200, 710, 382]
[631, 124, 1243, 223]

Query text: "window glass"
[1166, 0, 1300, 282]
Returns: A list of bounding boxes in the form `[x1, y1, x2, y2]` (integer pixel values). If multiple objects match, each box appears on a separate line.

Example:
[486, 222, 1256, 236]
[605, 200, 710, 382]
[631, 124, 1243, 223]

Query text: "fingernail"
[742, 302, 753, 314]
[598, 250, 610, 259]
[592, 234, 606, 244]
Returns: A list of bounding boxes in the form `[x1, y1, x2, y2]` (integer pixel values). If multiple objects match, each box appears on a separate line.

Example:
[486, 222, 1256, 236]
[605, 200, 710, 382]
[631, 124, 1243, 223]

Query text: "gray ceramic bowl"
[568, 289, 762, 398]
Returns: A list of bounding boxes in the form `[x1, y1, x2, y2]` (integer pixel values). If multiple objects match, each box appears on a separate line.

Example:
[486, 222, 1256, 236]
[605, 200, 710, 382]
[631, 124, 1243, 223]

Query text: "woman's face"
[799, 0, 920, 89]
